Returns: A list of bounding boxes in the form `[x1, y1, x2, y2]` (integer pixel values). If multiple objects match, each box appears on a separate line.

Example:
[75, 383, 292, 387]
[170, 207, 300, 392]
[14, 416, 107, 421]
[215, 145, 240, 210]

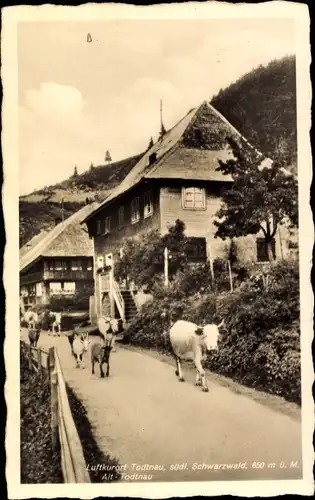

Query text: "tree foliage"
[147, 137, 154, 151]
[214, 138, 298, 262]
[105, 150, 112, 163]
[115, 220, 193, 292]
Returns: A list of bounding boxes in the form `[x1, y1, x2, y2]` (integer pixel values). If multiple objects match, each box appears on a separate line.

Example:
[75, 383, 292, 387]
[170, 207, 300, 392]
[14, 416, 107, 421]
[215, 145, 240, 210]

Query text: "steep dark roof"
[82, 101, 252, 223]
[20, 202, 99, 272]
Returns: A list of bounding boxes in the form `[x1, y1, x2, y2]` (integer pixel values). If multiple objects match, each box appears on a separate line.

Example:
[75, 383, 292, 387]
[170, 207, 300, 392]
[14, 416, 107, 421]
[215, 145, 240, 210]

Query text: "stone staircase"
[120, 290, 138, 324]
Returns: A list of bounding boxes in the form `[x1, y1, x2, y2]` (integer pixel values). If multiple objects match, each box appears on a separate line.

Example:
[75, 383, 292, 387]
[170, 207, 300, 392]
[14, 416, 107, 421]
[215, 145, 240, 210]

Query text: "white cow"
[72, 332, 90, 369]
[49, 312, 62, 336]
[23, 310, 39, 329]
[169, 319, 224, 392]
[98, 317, 123, 352]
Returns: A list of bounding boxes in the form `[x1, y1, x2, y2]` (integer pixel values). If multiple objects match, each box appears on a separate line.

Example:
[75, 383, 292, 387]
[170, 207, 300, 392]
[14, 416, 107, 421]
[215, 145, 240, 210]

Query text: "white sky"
[18, 19, 295, 195]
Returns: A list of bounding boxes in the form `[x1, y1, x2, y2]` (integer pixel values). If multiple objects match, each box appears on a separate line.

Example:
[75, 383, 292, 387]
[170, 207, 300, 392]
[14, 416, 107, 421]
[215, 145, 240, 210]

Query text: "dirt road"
[21, 330, 302, 483]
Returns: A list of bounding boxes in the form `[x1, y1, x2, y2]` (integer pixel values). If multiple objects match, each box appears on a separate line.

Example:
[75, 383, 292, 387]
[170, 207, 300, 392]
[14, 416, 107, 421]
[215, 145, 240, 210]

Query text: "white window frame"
[105, 216, 112, 234]
[131, 197, 140, 224]
[63, 282, 76, 294]
[181, 187, 206, 210]
[144, 190, 154, 218]
[105, 253, 113, 268]
[49, 282, 62, 295]
[36, 282, 43, 297]
[118, 206, 124, 228]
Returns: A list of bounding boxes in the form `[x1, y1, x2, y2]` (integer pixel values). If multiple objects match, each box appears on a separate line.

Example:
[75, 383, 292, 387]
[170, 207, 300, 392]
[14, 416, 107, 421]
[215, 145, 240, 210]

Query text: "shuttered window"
[131, 197, 140, 224]
[105, 216, 112, 234]
[144, 191, 153, 218]
[182, 187, 206, 210]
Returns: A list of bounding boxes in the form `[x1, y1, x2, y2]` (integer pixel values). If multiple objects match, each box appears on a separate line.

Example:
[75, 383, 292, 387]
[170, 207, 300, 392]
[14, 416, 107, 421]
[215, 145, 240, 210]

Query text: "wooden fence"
[22, 341, 90, 483]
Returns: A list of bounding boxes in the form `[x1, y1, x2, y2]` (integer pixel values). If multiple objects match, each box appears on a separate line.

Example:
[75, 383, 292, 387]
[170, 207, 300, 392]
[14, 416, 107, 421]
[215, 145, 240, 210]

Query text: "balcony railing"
[20, 271, 43, 286]
[43, 270, 93, 281]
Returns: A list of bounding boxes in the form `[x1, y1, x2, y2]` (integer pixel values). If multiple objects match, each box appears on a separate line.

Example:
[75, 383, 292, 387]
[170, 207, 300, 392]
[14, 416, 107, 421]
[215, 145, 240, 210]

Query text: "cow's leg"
[194, 359, 208, 392]
[80, 354, 85, 369]
[100, 362, 104, 378]
[75, 354, 80, 368]
[91, 359, 95, 374]
[112, 336, 116, 353]
[195, 371, 202, 386]
[106, 361, 110, 377]
[175, 357, 185, 382]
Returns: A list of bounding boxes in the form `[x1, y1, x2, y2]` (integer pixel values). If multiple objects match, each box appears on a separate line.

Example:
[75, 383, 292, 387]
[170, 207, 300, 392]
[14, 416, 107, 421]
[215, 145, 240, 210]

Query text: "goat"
[72, 332, 90, 369]
[91, 333, 114, 378]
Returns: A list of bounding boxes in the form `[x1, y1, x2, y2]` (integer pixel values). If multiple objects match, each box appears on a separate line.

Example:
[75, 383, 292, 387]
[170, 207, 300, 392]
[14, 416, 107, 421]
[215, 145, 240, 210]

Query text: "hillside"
[211, 55, 297, 172]
[20, 153, 144, 247]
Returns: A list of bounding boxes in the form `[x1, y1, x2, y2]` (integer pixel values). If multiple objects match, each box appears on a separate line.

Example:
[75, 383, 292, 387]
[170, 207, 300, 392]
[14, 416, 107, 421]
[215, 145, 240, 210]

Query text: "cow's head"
[195, 320, 224, 352]
[110, 318, 124, 334]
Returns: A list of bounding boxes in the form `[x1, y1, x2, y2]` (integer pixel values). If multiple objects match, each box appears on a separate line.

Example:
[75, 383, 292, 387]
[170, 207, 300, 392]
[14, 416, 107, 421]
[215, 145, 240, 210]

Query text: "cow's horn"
[218, 319, 224, 328]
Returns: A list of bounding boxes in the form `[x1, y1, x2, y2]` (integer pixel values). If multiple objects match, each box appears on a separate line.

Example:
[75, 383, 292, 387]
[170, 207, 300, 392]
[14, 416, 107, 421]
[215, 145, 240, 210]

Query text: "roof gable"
[20, 202, 98, 272]
[83, 101, 252, 223]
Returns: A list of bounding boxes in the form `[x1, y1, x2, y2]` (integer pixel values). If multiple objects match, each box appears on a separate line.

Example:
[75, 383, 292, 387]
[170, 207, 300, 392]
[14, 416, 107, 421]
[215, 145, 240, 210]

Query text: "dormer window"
[105, 216, 112, 234]
[149, 152, 157, 165]
[182, 187, 206, 210]
[144, 191, 153, 218]
[131, 197, 140, 224]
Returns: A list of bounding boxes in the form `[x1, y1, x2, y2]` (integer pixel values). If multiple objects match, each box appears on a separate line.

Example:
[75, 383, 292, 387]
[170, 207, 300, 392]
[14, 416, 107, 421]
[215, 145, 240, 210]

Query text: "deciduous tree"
[214, 138, 298, 262]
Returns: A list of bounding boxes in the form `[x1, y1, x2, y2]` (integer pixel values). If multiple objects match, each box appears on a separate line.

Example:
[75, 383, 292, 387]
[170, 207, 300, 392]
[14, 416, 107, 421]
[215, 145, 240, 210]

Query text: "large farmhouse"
[20, 202, 98, 312]
[83, 100, 296, 323]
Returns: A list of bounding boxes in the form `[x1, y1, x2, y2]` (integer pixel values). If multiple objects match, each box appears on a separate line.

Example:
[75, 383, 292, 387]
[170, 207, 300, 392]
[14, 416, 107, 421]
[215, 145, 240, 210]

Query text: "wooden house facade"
[83, 101, 296, 323]
[20, 203, 98, 312]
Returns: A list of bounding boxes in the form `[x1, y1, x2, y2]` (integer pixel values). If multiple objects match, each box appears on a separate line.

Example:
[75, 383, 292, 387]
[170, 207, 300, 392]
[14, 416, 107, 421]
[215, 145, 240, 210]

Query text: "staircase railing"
[112, 278, 125, 323]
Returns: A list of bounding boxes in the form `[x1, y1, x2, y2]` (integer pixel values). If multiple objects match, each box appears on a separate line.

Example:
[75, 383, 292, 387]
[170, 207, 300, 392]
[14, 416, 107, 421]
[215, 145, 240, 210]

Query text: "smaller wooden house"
[20, 203, 98, 312]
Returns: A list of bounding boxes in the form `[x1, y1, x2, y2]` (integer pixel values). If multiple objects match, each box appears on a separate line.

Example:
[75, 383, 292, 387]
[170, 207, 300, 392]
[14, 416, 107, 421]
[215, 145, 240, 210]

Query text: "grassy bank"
[20, 343, 63, 483]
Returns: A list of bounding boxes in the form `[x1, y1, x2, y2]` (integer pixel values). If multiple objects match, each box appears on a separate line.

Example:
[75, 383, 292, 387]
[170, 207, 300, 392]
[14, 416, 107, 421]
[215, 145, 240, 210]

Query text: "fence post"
[164, 247, 169, 288]
[48, 347, 59, 452]
[206, 237, 215, 285]
[37, 349, 42, 377]
[227, 260, 233, 292]
[27, 343, 32, 370]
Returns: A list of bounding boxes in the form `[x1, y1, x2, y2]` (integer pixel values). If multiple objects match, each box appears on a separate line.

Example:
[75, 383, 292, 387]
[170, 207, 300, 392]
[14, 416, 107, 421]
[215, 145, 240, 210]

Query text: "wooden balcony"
[20, 271, 43, 286]
[43, 270, 93, 281]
